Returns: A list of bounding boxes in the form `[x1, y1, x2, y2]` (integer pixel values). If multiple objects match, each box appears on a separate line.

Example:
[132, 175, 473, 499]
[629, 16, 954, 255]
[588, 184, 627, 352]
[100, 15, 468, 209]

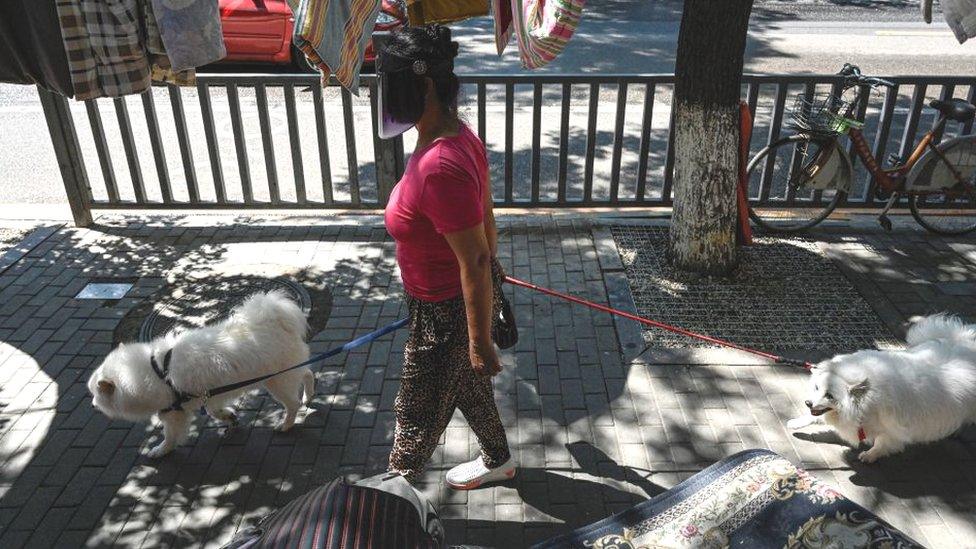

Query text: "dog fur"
[788, 314, 976, 463]
[88, 291, 314, 458]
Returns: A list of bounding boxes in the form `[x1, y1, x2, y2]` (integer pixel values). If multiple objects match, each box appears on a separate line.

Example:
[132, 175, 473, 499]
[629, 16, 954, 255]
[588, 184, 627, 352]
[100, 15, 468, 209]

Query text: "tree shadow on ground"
[0, 217, 401, 547]
[442, 440, 665, 546]
[814, 223, 976, 338]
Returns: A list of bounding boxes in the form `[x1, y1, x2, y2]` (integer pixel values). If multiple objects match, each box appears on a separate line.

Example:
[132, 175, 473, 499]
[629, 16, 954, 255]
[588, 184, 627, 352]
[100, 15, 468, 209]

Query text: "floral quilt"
[534, 449, 924, 549]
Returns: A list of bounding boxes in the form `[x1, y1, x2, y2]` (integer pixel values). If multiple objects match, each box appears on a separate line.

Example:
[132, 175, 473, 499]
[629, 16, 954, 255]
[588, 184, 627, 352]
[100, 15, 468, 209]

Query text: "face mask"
[376, 48, 452, 139]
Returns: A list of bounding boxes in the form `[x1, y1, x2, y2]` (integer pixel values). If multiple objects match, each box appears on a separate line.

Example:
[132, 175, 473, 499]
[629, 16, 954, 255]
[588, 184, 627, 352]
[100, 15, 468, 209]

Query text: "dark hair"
[382, 25, 460, 123]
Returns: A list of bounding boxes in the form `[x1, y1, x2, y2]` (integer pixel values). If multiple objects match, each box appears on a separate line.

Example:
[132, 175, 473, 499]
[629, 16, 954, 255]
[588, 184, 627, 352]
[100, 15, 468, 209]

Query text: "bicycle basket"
[788, 93, 864, 135]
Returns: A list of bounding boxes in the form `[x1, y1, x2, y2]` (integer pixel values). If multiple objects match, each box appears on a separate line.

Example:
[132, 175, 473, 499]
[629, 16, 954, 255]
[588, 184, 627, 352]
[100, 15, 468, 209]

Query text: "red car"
[218, 0, 406, 71]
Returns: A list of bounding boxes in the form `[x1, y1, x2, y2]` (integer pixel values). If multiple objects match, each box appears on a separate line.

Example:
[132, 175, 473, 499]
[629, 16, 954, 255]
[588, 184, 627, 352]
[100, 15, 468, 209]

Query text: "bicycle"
[746, 64, 976, 235]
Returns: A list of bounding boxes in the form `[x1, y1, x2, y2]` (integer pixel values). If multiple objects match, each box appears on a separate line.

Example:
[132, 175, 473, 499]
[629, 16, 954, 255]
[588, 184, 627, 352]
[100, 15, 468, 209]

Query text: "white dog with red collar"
[788, 314, 976, 463]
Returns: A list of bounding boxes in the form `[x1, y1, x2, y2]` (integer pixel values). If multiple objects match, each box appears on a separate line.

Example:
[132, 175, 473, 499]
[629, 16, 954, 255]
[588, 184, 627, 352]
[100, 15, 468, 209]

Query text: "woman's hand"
[469, 337, 501, 377]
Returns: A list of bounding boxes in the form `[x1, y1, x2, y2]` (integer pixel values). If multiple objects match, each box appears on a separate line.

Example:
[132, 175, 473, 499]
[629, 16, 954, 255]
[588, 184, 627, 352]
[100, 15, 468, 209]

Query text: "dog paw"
[275, 421, 295, 432]
[787, 418, 807, 430]
[858, 449, 880, 463]
[146, 444, 172, 459]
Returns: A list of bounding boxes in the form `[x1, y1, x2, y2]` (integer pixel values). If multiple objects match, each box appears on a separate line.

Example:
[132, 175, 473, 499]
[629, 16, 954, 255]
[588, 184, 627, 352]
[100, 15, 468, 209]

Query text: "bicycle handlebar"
[838, 63, 896, 89]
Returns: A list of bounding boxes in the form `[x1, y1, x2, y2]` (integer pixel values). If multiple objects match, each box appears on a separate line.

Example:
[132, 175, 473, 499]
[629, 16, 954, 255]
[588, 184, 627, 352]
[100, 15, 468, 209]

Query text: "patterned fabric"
[406, 0, 488, 26]
[509, 0, 584, 69]
[492, 0, 514, 55]
[224, 477, 439, 548]
[534, 449, 924, 549]
[293, 0, 381, 93]
[55, 0, 208, 99]
[56, 0, 152, 100]
[388, 261, 511, 481]
[143, 0, 196, 86]
[148, 0, 225, 72]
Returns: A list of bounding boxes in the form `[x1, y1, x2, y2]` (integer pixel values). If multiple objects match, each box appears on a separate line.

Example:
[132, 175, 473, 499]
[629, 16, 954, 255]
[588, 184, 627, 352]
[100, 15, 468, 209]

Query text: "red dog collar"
[857, 427, 867, 442]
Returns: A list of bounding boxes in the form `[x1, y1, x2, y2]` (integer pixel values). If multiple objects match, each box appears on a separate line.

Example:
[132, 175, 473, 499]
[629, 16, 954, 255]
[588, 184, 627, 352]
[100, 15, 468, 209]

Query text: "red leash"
[505, 276, 813, 370]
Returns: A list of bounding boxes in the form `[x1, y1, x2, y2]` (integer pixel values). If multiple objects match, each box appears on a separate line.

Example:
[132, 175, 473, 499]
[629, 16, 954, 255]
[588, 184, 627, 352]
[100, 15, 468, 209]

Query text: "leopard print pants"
[388, 262, 512, 482]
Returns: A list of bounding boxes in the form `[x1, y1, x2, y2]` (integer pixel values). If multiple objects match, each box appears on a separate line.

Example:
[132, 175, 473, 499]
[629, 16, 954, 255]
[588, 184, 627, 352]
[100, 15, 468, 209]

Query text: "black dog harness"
[150, 349, 199, 413]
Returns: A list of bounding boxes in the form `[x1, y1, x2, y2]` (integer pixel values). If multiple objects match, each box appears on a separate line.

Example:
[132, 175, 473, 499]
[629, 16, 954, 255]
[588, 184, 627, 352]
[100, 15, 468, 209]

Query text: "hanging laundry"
[406, 0, 488, 26]
[143, 1, 197, 86]
[492, 0, 514, 55]
[921, 0, 934, 23]
[0, 0, 74, 96]
[54, 0, 221, 100]
[149, 0, 225, 72]
[293, 0, 381, 93]
[940, 0, 976, 43]
[509, 0, 585, 69]
[56, 0, 152, 100]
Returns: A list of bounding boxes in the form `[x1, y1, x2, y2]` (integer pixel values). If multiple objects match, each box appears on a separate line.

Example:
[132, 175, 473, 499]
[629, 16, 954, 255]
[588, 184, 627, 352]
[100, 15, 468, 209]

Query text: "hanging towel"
[941, 0, 976, 43]
[294, 0, 381, 93]
[509, 0, 584, 69]
[56, 0, 152, 100]
[143, 0, 196, 85]
[149, 0, 225, 72]
[406, 0, 488, 26]
[492, 0, 514, 55]
[0, 0, 74, 96]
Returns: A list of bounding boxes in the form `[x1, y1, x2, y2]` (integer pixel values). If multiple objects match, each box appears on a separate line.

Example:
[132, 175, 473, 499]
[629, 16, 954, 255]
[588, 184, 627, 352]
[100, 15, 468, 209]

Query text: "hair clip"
[412, 60, 428, 75]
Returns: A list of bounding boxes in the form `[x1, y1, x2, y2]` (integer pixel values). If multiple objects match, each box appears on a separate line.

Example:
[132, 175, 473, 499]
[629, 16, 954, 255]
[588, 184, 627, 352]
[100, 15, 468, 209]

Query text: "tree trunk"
[669, 0, 753, 275]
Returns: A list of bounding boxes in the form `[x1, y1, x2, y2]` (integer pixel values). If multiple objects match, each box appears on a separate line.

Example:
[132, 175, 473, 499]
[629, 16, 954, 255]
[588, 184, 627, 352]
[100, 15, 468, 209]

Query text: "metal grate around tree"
[611, 225, 898, 352]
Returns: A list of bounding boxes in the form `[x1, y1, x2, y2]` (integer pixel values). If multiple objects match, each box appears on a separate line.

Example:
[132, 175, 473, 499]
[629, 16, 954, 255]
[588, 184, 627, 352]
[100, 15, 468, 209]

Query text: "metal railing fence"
[37, 72, 976, 226]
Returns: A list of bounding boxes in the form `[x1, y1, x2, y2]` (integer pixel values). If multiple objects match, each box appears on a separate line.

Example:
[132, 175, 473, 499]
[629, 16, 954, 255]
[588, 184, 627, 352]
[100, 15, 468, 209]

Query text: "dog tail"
[237, 291, 309, 341]
[906, 314, 976, 346]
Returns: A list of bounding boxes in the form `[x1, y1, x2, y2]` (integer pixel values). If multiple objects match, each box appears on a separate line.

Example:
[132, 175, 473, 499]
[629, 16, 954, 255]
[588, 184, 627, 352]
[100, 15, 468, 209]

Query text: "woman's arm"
[444, 223, 501, 377]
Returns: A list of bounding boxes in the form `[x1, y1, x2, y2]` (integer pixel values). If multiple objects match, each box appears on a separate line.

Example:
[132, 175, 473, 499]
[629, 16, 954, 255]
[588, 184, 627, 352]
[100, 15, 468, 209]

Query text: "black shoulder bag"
[491, 261, 518, 349]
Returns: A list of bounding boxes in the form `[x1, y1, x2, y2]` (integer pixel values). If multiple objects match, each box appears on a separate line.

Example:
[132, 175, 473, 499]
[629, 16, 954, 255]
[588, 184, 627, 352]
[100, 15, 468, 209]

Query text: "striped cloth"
[492, 0, 514, 55]
[508, 0, 584, 69]
[226, 478, 439, 548]
[293, 0, 381, 93]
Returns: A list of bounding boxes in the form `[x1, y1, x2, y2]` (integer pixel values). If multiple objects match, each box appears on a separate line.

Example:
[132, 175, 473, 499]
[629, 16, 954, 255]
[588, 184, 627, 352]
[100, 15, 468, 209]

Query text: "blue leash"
[198, 317, 409, 403]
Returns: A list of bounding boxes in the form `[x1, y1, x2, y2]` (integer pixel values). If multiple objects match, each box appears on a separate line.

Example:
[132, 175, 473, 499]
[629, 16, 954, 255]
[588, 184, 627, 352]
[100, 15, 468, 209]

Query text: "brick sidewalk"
[0, 214, 973, 548]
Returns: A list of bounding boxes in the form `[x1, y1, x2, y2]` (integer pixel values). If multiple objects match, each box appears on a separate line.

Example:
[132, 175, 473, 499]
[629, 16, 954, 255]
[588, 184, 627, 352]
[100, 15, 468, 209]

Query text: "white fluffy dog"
[788, 314, 976, 463]
[88, 291, 314, 458]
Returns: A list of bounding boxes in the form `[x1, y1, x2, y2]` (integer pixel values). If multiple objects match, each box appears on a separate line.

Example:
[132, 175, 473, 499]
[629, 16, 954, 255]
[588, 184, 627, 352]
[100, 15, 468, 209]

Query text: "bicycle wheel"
[747, 134, 846, 232]
[909, 188, 976, 235]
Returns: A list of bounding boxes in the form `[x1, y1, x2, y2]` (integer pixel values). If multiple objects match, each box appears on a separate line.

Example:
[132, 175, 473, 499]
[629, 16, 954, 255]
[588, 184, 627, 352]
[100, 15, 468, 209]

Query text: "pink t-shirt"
[384, 124, 489, 302]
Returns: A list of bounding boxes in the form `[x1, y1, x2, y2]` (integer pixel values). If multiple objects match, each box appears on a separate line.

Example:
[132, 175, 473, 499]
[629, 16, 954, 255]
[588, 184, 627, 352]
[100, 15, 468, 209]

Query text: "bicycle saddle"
[929, 98, 976, 122]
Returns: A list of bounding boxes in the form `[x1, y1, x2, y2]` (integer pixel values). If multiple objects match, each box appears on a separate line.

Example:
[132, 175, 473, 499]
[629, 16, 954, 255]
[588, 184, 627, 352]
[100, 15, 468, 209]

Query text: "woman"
[382, 25, 515, 489]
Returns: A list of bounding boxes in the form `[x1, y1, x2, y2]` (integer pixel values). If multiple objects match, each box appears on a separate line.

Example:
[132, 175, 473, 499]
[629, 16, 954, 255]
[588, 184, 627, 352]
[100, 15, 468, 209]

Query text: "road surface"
[1, 0, 973, 207]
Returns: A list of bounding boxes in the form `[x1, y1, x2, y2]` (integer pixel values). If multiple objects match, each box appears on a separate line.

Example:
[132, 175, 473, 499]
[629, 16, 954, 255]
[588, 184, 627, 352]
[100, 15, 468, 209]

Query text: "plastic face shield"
[376, 47, 451, 139]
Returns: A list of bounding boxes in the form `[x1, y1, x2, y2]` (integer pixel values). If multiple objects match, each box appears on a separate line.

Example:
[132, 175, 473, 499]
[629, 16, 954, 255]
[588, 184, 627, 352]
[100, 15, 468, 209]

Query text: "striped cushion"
[226, 478, 438, 549]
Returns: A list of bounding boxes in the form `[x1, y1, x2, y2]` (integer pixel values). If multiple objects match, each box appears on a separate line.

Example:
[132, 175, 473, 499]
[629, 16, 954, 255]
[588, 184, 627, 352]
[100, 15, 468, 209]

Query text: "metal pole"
[37, 86, 93, 227]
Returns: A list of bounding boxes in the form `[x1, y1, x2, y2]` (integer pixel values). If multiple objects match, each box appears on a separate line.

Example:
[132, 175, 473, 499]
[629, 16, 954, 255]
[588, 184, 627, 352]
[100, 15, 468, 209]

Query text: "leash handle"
[505, 276, 811, 369]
